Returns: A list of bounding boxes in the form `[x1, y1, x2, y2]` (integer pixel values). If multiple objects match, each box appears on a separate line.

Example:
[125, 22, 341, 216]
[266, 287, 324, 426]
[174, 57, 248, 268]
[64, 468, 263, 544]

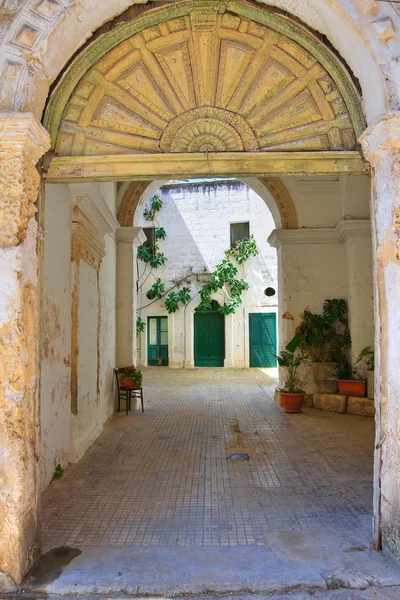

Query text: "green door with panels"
[249, 313, 277, 367]
[148, 316, 169, 366]
[194, 302, 225, 367]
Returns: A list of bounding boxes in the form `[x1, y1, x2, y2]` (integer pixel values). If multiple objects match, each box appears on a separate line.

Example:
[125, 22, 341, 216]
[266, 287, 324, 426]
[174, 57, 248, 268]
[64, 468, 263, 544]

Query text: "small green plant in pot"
[119, 365, 142, 389]
[355, 346, 374, 400]
[276, 334, 308, 413]
[334, 359, 366, 397]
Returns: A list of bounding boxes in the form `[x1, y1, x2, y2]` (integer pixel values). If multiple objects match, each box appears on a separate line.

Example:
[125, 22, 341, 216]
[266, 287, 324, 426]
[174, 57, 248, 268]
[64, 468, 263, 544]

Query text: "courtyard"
[22, 368, 400, 596]
[41, 368, 374, 551]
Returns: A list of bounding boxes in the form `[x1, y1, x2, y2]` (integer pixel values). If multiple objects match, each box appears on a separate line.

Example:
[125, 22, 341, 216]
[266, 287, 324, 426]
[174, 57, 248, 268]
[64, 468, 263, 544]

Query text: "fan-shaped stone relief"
[54, 3, 360, 157]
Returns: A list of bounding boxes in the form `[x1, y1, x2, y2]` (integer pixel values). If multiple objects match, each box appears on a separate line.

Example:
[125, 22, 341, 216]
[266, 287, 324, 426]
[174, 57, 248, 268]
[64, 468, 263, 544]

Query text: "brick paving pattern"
[42, 368, 374, 551]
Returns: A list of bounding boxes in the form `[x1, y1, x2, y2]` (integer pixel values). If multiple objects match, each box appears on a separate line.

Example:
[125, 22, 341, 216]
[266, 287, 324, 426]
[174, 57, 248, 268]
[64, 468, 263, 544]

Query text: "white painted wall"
[40, 184, 72, 491]
[41, 182, 117, 488]
[137, 180, 278, 368]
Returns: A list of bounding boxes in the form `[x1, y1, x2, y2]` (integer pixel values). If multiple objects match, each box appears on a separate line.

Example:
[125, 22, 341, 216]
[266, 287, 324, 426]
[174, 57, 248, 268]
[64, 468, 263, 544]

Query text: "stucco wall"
[137, 180, 278, 368]
[40, 184, 72, 490]
[41, 182, 117, 486]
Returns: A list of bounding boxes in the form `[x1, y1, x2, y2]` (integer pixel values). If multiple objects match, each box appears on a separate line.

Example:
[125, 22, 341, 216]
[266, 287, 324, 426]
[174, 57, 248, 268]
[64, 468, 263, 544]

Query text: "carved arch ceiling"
[48, 1, 364, 157]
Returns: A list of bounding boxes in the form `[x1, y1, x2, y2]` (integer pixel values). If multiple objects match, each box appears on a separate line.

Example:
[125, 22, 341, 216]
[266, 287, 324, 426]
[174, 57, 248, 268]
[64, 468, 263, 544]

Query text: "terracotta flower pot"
[280, 392, 305, 413]
[337, 379, 366, 397]
[120, 377, 142, 389]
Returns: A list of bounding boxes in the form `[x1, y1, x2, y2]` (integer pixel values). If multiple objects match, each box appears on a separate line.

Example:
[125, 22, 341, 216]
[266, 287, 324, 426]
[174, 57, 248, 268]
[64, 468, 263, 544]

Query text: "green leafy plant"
[177, 287, 191, 306]
[53, 464, 64, 480]
[226, 235, 258, 264]
[136, 316, 145, 335]
[155, 227, 167, 240]
[119, 364, 142, 386]
[297, 299, 351, 362]
[333, 359, 366, 381]
[197, 239, 256, 314]
[165, 291, 180, 313]
[276, 336, 308, 393]
[144, 194, 163, 221]
[165, 287, 192, 313]
[146, 278, 165, 300]
[355, 345, 374, 371]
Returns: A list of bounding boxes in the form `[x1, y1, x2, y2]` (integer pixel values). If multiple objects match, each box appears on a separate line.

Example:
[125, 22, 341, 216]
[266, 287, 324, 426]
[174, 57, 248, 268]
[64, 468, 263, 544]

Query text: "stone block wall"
[313, 393, 375, 417]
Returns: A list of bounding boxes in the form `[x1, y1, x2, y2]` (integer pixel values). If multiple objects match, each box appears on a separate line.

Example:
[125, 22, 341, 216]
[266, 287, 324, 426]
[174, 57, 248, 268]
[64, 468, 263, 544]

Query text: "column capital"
[359, 111, 400, 164]
[116, 226, 146, 247]
[0, 112, 50, 156]
[268, 220, 371, 249]
[0, 112, 50, 247]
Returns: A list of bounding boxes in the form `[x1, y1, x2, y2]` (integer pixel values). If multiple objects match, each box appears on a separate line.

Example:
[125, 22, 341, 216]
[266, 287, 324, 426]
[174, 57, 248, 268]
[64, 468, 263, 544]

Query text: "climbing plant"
[137, 194, 168, 269]
[137, 194, 192, 314]
[137, 194, 258, 316]
[197, 236, 258, 315]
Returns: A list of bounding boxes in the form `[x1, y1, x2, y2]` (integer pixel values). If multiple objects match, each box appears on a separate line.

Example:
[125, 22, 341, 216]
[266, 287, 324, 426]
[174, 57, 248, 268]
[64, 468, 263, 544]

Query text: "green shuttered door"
[194, 304, 225, 367]
[249, 313, 277, 368]
[148, 316, 169, 366]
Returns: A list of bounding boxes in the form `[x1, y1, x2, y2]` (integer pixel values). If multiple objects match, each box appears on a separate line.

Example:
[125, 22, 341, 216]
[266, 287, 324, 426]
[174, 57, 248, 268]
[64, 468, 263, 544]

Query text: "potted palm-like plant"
[119, 365, 142, 389]
[334, 360, 366, 397]
[276, 335, 307, 413]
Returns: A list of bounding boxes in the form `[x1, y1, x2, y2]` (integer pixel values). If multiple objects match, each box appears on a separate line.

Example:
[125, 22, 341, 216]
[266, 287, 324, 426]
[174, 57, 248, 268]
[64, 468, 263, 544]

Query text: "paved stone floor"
[41, 368, 374, 551]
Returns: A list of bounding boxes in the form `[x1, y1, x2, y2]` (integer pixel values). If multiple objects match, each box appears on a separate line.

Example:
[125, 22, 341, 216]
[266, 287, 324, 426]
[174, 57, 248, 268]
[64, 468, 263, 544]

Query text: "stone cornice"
[68, 183, 119, 235]
[268, 220, 371, 248]
[359, 111, 400, 163]
[69, 183, 119, 270]
[116, 226, 146, 247]
[336, 220, 371, 241]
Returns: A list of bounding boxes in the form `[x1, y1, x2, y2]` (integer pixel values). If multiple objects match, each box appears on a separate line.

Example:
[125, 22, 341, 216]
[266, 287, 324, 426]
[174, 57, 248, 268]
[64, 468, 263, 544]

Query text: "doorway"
[249, 313, 277, 368]
[148, 317, 169, 366]
[194, 301, 225, 367]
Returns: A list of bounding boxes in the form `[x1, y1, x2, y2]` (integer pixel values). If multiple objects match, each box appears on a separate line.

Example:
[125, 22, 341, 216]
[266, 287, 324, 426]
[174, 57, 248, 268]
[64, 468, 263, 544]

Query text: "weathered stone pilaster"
[116, 227, 146, 366]
[0, 113, 49, 248]
[360, 111, 400, 557]
[0, 113, 50, 584]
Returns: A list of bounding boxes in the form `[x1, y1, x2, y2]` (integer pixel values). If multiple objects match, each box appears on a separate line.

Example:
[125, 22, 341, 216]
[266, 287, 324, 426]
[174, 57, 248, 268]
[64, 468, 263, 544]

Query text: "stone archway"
[4, 0, 400, 587]
[117, 177, 298, 229]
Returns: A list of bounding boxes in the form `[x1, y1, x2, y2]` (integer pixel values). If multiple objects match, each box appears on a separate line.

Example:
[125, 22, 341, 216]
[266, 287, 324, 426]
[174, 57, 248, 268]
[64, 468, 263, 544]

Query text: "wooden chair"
[114, 368, 144, 415]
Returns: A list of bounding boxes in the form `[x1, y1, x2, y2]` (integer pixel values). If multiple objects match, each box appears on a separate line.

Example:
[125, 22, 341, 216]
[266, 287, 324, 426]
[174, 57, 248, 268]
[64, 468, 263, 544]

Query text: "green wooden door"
[194, 302, 225, 367]
[249, 313, 277, 367]
[148, 316, 169, 366]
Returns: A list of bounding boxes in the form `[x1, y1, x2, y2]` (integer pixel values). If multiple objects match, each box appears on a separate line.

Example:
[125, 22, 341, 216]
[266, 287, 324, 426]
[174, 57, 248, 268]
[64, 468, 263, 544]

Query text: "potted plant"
[297, 299, 351, 393]
[276, 336, 308, 413]
[355, 346, 374, 400]
[119, 365, 142, 389]
[334, 360, 366, 397]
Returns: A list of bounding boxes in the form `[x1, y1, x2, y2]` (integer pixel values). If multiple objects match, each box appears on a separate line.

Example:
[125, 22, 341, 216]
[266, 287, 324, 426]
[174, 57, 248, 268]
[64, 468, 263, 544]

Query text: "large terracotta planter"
[337, 380, 366, 397]
[280, 392, 305, 413]
[120, 377, 142, 389]
[312, 362, 338, 393]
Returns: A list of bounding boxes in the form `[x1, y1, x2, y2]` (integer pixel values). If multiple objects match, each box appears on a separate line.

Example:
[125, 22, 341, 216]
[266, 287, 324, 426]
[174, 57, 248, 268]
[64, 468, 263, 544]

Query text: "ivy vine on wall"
[136, 193, 259, 325]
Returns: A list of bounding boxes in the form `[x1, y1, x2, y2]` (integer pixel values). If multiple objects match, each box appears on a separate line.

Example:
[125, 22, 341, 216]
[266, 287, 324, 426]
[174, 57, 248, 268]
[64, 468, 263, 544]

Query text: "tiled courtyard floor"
[41, 368, 374, 552]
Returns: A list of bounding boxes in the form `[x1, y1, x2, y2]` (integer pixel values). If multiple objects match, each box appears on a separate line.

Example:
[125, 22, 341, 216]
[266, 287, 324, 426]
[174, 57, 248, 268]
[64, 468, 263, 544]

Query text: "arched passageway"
[1, 0, 400, 589]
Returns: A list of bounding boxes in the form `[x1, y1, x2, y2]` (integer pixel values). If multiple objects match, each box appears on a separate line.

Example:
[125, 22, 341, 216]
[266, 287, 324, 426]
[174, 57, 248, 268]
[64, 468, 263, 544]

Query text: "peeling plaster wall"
[40, 184, 72, 491]
[137, 181, 278, 368]
[41, 182, 117, 478]
[70, 183, 117, 463]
